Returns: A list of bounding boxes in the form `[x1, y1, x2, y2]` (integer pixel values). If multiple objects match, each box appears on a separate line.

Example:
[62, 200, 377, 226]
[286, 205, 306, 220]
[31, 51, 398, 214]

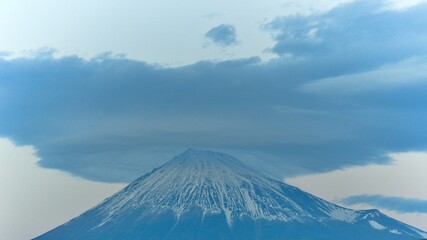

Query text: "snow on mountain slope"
[34, 149, 427, 240]
[97, 148, 314, 225]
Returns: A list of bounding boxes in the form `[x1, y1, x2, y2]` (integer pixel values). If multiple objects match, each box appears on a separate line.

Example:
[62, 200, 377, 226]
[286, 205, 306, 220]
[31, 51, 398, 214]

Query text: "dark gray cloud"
[266, 0, 427, 73]
[1, 1, 427, 183]
[341, 194, 427, 213]
[205, 24, 237, 46]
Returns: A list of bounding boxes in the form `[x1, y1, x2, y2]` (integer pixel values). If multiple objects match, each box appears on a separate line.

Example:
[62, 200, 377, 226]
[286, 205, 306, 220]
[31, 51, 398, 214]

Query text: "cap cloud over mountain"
[1, 1, 427, 183]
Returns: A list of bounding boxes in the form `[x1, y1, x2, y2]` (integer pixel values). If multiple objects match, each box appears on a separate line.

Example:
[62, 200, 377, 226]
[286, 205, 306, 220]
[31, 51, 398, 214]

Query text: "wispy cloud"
[341, 194, 427, 213]
[300, 57, 427, 95]
[266, 0, 427, 70]
[205, 24, 238, 47]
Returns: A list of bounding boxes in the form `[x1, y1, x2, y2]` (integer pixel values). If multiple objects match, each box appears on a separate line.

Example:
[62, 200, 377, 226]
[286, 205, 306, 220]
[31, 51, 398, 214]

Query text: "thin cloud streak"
[341, 195, 427, 213]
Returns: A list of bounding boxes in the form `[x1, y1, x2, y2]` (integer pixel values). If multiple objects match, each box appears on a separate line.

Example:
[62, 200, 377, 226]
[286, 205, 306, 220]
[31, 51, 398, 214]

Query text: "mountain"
[34, 149, 427, 240]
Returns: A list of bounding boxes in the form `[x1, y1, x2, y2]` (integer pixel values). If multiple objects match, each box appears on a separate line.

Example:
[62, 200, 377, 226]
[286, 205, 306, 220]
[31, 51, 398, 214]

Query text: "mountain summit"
[34, 149, 426, 240]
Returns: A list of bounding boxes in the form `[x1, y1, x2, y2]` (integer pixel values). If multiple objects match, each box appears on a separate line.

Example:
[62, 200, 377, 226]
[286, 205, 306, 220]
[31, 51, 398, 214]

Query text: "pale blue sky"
[0, 0, 352, 65]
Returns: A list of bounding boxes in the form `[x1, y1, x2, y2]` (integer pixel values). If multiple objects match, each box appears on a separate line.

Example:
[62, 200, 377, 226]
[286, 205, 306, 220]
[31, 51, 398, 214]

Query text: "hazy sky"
[0, 0, 353, 65]
[0, 138, 125, 239]
[1, 0, 427, 239]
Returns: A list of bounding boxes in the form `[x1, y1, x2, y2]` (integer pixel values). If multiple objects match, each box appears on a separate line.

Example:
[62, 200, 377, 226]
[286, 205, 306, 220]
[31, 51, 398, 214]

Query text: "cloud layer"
[1, 0, 427, 182]
[341, 195, 427, 213]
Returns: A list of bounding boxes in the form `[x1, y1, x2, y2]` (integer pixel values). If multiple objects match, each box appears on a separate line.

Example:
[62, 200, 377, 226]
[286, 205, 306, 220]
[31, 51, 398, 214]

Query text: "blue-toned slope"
[34, 149, 427, 240]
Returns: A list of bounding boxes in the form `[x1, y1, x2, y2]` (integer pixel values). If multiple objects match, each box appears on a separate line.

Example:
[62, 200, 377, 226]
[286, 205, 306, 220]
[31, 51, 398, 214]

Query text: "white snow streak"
[369, 220, 387, 230]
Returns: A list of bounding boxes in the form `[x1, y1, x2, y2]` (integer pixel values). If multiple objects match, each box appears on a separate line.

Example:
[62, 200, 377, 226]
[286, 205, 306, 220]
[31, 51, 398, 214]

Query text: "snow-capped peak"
[34, 149, 427, 240]
[93, 149, 377, 228]
[97, 149, 316, 226]
[165, 148, 251, 175]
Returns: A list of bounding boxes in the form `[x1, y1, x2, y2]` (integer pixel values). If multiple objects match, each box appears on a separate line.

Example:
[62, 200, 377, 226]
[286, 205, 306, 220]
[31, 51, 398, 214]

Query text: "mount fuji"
[34, 149, 426, 240]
